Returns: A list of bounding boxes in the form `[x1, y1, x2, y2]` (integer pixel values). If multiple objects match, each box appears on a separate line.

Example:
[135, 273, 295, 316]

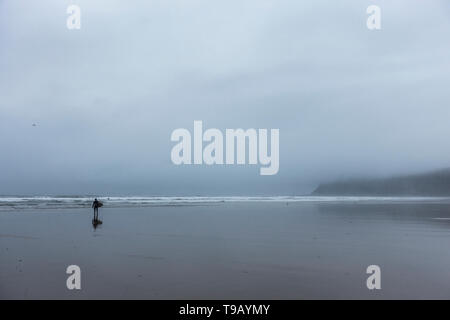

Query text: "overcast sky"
[1, 0, 450, 195]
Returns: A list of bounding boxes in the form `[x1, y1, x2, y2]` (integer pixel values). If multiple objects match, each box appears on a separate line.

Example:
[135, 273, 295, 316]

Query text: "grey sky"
[1, 0, 450, 195]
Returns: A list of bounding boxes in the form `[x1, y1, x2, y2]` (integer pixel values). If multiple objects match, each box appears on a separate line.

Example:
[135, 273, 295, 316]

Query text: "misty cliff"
[312, 168, 450, 196]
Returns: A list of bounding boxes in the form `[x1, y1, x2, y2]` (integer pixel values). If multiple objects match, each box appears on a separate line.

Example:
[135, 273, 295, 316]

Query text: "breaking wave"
[1, 196, 450, 211]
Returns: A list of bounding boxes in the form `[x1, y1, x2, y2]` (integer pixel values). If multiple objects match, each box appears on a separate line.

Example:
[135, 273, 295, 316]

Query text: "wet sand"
[1, 201, 450, 299]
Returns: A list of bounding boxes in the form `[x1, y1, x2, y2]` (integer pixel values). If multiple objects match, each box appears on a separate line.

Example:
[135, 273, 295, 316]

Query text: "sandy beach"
[1, 200, 450, 299]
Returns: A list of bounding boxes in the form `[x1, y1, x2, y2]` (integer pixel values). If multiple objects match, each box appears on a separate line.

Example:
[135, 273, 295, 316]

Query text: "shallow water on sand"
[1, 202, 450, 299]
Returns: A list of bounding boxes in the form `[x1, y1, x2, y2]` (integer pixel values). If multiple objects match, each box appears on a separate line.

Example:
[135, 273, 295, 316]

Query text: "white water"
[1, 195, 450, 210]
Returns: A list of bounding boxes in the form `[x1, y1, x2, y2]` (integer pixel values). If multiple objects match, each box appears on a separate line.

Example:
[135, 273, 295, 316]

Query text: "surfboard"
[97, 202, 103, 207]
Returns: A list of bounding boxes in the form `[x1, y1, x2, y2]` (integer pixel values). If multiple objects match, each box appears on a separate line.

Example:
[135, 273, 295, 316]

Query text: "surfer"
[92, 198, 100, 221]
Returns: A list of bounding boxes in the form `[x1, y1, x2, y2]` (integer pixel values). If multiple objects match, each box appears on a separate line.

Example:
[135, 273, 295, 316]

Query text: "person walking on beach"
[92, 198, 100, 221]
